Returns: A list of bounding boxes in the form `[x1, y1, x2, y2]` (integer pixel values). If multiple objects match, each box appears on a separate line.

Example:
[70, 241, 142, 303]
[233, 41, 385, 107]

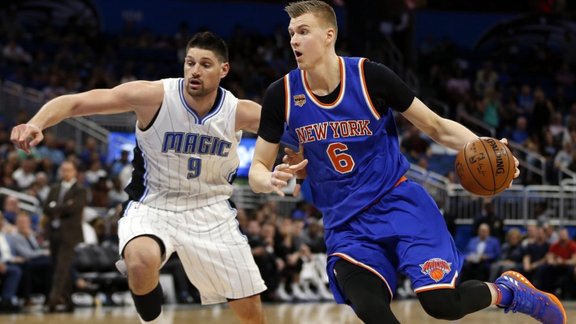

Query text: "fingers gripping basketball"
[455, 137, 516, 196]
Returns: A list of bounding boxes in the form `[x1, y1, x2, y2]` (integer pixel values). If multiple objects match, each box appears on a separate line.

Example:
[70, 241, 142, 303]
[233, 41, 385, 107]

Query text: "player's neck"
[184, 90, 218, 118]
[305, 54, 341, 96]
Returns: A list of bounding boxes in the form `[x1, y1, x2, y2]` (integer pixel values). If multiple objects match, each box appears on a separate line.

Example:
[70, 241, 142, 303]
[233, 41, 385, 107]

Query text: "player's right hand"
[282, 145, 307, 197]
[10, 123, 44, 154]
[269, 159, 308, 197]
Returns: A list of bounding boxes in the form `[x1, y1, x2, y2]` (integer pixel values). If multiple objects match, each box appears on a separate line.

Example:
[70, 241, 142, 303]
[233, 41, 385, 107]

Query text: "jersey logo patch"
[293, 94, 306, 107]
[419, 258, 451, 282]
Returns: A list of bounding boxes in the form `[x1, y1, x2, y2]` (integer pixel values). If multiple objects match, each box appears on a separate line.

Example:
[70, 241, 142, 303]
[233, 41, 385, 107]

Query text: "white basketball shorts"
[118, 200, 266, 304]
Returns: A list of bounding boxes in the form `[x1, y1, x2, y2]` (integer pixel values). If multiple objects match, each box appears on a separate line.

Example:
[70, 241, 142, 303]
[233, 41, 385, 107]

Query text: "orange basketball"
[454, 137, 516, 196]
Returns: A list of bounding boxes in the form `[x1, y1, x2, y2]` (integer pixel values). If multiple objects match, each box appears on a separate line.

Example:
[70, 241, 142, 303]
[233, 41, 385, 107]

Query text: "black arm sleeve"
[257, 78, 286, 143]
[362, 60, 416, 114]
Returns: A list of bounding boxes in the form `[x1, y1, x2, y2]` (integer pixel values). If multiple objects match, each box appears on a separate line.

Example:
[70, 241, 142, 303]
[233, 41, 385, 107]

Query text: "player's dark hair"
[186, 31, 229, 63]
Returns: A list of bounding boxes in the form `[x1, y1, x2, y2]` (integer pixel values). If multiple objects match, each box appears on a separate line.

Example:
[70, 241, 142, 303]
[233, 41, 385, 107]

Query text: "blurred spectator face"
[516, 117, 527, 130]
[3, 196, 19, 212]
[246, 220, 261, 236]
[526, 223, 538, 239]
[15, 212, 31, 234]
[507, 229, 522, 245]
[36, 172, 48, 186]
[22, 158, 37, 173]
[478, 223, 490, 239]
[558, 228, 570, 242]
[59, 161, 77, 182]
[261, 222, 276, 239]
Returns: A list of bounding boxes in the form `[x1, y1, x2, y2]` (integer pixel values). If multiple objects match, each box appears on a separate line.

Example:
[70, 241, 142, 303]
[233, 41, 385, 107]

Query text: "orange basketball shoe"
[495, 271, 566, 324]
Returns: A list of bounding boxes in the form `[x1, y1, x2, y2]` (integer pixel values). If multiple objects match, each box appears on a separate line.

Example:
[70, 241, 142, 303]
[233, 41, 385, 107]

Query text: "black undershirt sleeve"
[257, 78, 286, 143]
[362, 60, 416, 114]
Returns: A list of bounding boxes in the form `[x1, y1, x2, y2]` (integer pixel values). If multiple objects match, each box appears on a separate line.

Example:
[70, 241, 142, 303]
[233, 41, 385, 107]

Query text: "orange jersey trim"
[359, 58, 380, 120]
[284, 75, 291, 124]
[413, 271, 459, 293]
[301, 57, 345, 109]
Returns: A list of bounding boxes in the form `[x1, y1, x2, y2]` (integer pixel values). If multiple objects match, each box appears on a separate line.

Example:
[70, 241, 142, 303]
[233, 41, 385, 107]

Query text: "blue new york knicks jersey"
[284, 57, 410, 229]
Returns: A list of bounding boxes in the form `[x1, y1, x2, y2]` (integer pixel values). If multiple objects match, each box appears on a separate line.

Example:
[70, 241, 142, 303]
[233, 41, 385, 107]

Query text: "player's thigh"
[175, 203, 265, 301]
[386, 183, 463, 291]
[118, 202, 175, 266]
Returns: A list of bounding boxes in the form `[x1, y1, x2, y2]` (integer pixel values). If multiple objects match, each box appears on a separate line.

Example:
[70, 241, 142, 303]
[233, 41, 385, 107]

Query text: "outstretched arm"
[401, 97, 478, 151]
[11, 80, 163, 153]
[401, 97, 520, 180]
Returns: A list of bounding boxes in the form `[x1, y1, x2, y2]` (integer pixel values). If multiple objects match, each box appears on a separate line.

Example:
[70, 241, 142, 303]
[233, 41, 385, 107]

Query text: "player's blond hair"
[285, 0, 338, 34]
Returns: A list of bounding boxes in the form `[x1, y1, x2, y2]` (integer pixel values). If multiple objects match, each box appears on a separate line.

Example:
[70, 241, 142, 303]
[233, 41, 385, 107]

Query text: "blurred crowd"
[1, 2, 576, 314]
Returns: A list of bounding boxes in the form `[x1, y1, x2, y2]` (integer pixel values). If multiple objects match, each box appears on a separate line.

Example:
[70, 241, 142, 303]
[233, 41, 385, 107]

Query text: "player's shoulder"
[266, 76, 286, 93]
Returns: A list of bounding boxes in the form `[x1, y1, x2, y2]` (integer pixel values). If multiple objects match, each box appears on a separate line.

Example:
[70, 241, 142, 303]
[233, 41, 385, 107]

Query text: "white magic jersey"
[128, 78, 241, 211]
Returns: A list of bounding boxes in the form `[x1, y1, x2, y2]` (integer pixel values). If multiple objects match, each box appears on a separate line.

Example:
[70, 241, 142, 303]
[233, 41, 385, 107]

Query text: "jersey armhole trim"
[359, 58, 381, 120]
[284, 74, 291, 125]
[138, 104, 162, 132]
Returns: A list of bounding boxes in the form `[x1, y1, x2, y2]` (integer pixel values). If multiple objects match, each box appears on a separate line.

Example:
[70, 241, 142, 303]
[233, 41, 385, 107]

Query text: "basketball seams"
[477, 137, 497, 195]
[495, 145, 515, 192]
[462, 139, 491, 195]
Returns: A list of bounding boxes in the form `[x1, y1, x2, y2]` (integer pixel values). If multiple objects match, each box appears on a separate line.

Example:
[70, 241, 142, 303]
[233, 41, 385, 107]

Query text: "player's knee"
[419, 290, 464, 320]
[124, 251, 161, 293]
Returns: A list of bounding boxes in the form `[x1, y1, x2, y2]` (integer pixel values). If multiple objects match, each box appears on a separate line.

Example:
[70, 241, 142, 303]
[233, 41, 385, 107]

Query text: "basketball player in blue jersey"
[249, 1, 566, 324]
[11, 32, 267, 324]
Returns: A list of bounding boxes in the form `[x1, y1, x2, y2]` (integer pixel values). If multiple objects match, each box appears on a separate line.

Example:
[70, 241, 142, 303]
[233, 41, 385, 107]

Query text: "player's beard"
[185, 81, 208, 98]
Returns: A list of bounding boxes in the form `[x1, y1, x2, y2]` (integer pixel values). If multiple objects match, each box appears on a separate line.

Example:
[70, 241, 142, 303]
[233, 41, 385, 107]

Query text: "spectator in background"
[541, 228, 576, 299]
[488, 228, 524, 282]
[510, 116, 530, 145]
[0, 213, 23, 313]
[516, 84, 534, 116]
[79, 137, 104, 168]
[530, 88, 554, 137]
[32, 171, 51, 203]
[2, 195, 21, 226]
[555, 62, 575, 88]
[2, 38, 32, 64]
[107, 177, 128, 208]
[84, 159, 107, 186]
[36, 132, 65, 166]
[522, 225, 550, 287]
[473, 200, 505, 243]
[12, 156, 37, 190]
[474, 61, 499, 96]
[109, 149, 131, 178]
[246, 219, 281, 302]
[461, 223, 501, 282]
[43, 160, 87, 312]
[6, 211, 52, 305]
[522, 222, 540, 248]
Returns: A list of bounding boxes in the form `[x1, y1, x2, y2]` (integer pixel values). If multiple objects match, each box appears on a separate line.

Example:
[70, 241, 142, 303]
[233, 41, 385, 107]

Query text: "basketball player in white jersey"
[11, 31, 267, 324]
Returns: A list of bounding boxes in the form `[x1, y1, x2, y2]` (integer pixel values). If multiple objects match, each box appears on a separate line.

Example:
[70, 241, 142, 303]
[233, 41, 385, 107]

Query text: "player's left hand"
[499, 138, 520, 187]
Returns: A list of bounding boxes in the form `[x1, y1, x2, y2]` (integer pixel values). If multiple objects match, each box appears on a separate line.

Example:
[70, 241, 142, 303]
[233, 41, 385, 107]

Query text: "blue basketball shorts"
[325, 179, 463, 304]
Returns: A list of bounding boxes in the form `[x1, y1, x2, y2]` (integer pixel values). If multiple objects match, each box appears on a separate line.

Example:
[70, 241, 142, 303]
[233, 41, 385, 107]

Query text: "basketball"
[454, 137, 516, 196]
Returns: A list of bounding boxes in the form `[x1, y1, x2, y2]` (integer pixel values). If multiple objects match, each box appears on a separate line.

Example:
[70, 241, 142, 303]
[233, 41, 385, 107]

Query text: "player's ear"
[325, 28, 336, 45]
[220, 62, 230, 78]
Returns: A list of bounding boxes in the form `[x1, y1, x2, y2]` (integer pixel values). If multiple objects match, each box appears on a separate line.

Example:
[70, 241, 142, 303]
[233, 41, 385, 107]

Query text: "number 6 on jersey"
[327, 142, 355, 173]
